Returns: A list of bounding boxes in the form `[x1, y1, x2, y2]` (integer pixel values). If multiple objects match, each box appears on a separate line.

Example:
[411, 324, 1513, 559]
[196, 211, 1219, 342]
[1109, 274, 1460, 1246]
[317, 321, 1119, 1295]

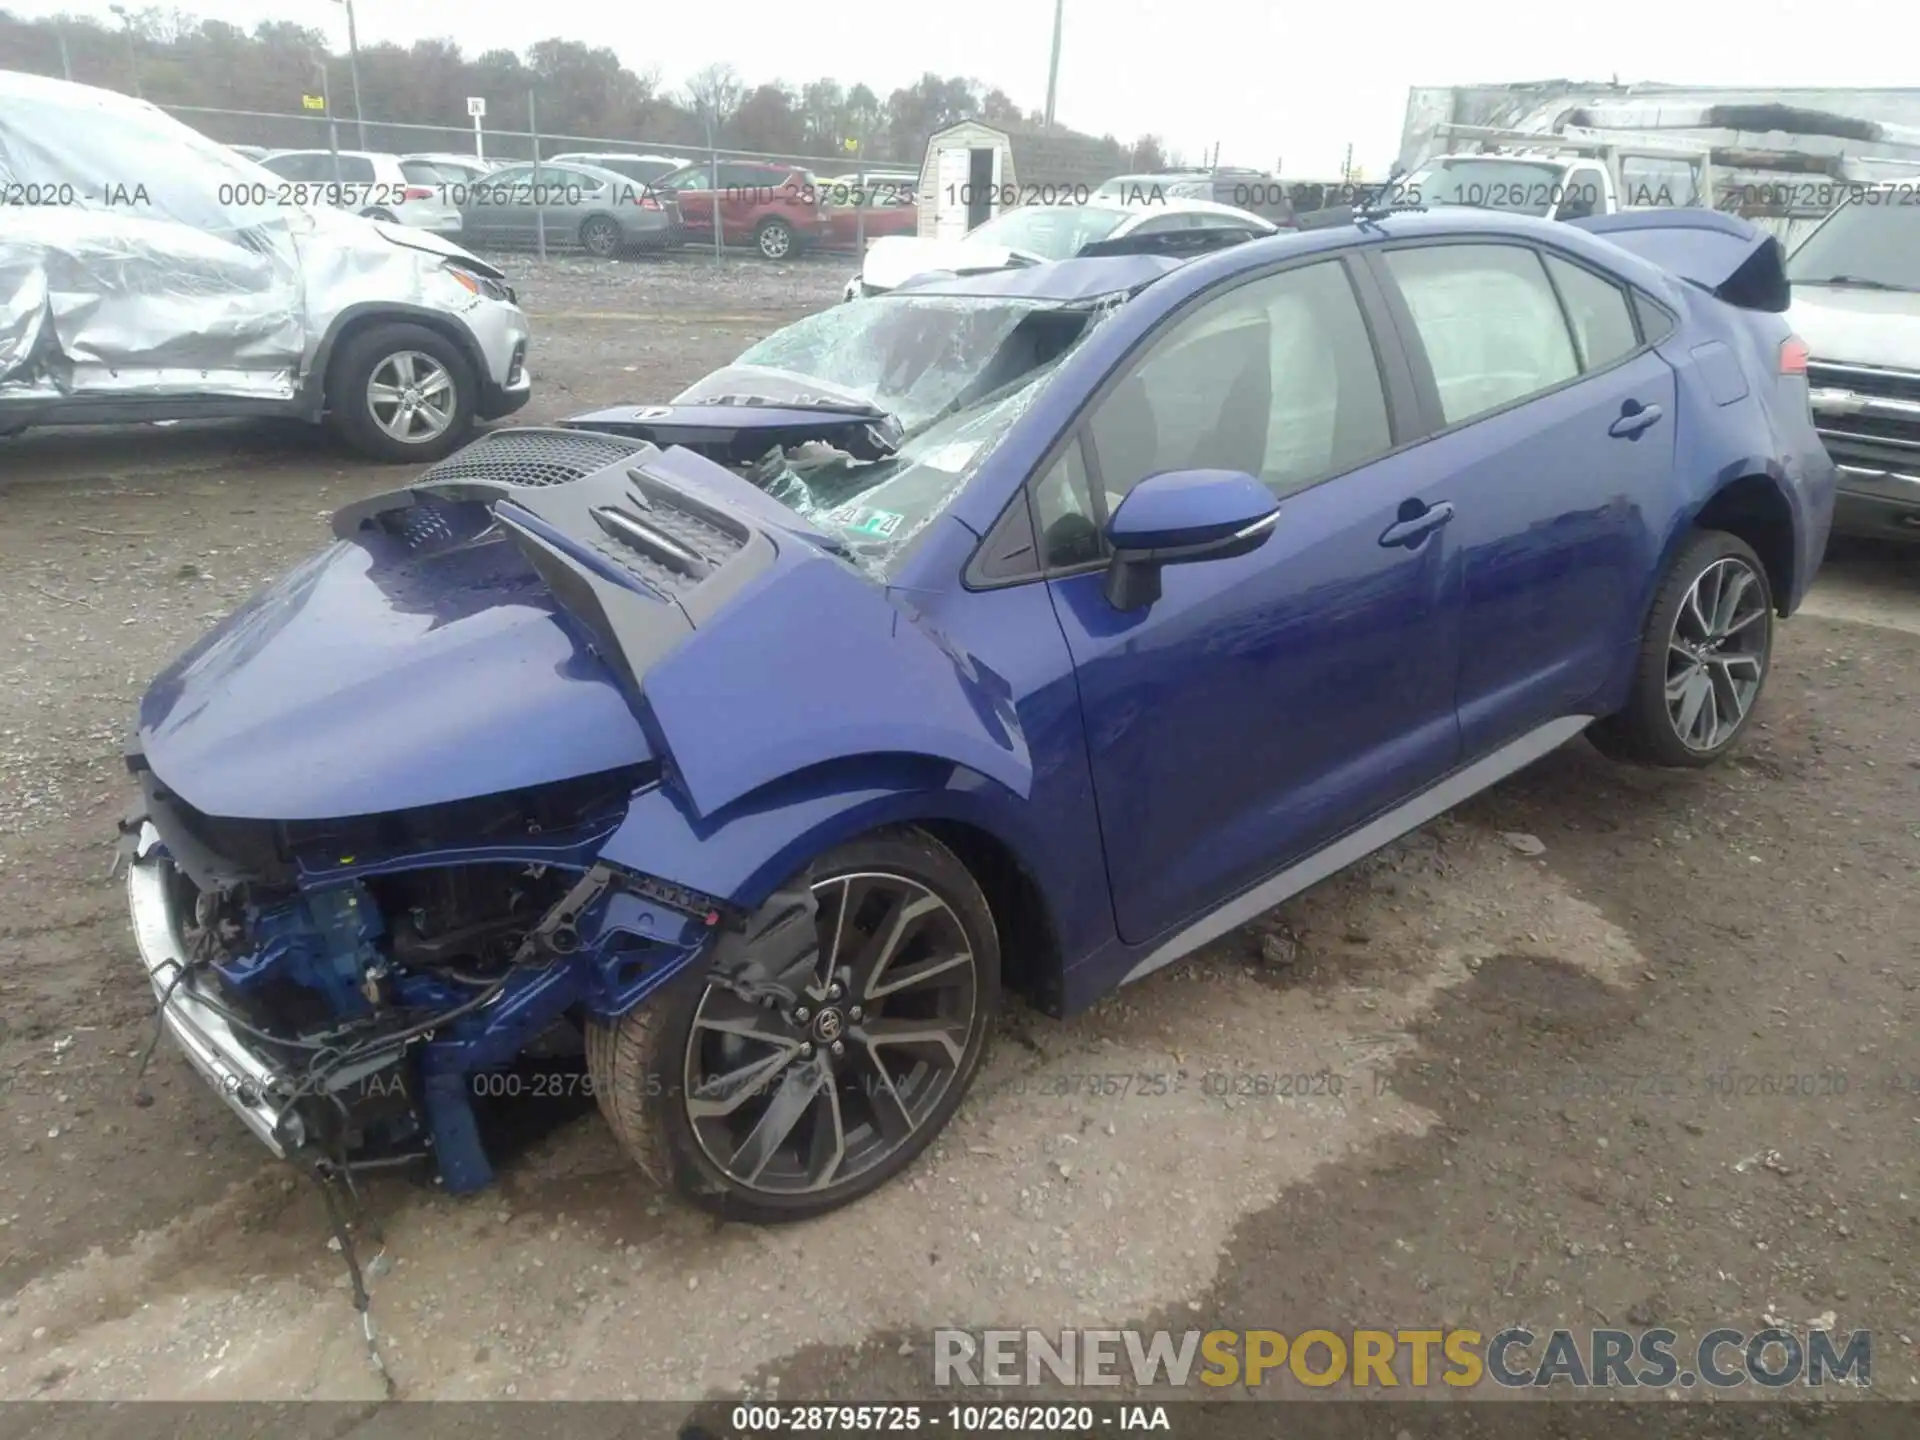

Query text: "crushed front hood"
[138, 424, 1032, 829]
[137, 527, 653, 822]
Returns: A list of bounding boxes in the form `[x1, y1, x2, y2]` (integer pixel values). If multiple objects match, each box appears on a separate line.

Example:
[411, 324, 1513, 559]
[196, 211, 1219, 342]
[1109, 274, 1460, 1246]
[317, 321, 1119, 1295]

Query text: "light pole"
[1042, 0, 1064, 128]
[107, 4, 140, 98]
[329, 0, 368, 149]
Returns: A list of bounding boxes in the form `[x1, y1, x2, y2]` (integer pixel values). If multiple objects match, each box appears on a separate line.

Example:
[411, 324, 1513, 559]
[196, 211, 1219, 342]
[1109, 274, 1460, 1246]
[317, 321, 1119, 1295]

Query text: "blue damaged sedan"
[122, 206, 1833, 1225]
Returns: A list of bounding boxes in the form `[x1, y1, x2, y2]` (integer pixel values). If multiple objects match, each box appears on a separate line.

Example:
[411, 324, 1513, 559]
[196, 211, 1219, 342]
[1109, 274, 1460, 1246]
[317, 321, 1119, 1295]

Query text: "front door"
[1370, 241, 1680, 755]
[1042, 256, 1464, 945]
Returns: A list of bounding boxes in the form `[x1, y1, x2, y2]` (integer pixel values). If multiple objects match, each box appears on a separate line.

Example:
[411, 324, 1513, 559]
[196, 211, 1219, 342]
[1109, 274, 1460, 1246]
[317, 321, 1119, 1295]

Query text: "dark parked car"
[654, 160, 830, 259]
[124, 208, 1830, 1230]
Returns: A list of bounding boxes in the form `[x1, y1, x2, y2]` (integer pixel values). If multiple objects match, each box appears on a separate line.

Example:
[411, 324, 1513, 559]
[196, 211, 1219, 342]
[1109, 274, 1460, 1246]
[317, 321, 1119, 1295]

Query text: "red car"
[823, 179, 920, 250]
[655, 161, 830, 259]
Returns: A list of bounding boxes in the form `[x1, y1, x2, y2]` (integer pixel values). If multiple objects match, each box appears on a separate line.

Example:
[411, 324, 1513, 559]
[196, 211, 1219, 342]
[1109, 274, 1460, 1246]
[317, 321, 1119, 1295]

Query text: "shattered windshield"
[967, 205, 1133, 259]
[676, 294, 1059, 432]
[1788, 194, 1920, 292]
[677, 292, 1109, 577]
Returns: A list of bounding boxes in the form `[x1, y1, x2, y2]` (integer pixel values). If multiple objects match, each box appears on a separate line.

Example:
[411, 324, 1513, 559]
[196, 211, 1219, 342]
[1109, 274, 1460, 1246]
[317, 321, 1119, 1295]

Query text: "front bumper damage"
[126, 821, 305, 1157]
[121, 795, 730, 1193]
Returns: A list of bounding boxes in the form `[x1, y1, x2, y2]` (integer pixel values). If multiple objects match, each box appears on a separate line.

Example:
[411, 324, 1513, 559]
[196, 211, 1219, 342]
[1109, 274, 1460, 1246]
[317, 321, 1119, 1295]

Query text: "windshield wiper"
[1795, 274, 1915, 291]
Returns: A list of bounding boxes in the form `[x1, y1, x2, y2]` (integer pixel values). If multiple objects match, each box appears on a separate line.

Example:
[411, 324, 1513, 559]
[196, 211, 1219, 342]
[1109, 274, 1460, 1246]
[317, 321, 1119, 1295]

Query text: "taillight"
[636, 190, 661, 209]
[1779, 334, 1810, 375]
[403, 185, 434, 202]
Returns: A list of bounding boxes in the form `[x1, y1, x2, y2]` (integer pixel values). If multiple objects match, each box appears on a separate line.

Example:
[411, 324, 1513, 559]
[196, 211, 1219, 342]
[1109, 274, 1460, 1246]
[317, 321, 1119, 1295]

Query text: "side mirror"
[1102, 469, 1280, 612]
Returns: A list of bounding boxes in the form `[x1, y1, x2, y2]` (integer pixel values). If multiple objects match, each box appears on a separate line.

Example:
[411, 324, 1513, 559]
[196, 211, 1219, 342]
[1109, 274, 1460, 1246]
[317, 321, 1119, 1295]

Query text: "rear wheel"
[754, 218, 795, 260]
[580, 215, 622, 258]
[1589, 529, 1774, 767]
[588, 827, 999, 1222]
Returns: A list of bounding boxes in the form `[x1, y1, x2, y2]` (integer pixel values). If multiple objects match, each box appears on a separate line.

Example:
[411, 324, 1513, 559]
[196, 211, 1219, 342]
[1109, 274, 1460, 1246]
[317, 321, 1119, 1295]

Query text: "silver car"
[0, 71, 531, 462]
[457, 160, 682, 257]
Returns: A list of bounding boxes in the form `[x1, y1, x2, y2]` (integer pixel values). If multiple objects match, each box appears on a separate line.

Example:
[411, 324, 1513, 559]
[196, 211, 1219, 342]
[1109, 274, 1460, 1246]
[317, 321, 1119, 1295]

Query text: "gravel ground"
[0, 255, 1915, 1422]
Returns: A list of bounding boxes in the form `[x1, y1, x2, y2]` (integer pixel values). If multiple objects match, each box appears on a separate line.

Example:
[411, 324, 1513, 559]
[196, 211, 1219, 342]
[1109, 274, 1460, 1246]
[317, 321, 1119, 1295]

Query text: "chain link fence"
[161, 104, 869, 180]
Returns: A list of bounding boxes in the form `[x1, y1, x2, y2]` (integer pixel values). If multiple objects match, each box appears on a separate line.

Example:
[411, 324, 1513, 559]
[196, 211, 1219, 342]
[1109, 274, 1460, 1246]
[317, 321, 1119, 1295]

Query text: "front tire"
[588, 827, 1000, 1222]
[325, 322, 475, 463]
[1589, 528, 1774, 767]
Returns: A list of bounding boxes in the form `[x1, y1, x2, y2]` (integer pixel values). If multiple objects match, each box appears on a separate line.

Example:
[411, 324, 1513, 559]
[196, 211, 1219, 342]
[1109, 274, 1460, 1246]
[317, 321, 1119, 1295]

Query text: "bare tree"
[682, 61, 745, 142]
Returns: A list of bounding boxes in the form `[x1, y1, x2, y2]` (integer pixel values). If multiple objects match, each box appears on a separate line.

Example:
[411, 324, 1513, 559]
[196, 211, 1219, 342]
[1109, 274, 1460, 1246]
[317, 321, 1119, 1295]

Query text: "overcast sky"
[11, 0, 1912, 174]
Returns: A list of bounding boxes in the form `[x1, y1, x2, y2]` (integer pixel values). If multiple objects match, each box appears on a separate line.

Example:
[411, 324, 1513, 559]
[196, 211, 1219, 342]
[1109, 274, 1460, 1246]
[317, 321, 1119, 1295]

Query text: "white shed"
[915, 121, 1018, 239]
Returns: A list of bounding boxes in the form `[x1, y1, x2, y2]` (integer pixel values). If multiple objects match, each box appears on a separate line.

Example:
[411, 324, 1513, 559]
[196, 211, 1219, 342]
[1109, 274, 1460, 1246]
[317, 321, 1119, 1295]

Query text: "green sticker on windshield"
[849, 508, 904, 538]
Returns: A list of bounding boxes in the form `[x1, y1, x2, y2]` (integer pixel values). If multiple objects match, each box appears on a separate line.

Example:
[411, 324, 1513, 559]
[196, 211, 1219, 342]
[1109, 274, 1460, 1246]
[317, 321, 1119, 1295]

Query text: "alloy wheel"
[365, 350, 456, 445]
[582, 218, 619, 257]
[758, 222, 792, 259]
[682, 870, 979, 1196]
[1666, 555, 1769, 751]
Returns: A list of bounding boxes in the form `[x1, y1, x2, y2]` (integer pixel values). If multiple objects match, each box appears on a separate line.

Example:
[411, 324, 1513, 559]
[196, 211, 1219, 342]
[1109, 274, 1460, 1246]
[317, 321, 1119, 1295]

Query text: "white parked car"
[0, 72, 532, 462]
[842, 196, 1276, 301]
[257, 149, 463, 234]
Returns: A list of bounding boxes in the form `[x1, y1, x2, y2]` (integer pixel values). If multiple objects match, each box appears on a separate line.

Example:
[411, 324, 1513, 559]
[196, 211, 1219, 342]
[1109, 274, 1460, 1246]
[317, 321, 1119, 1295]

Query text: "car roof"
[893, 253, 1188, 302]
[1114, 196, 1277, 227]
[267, 149, 400, 162]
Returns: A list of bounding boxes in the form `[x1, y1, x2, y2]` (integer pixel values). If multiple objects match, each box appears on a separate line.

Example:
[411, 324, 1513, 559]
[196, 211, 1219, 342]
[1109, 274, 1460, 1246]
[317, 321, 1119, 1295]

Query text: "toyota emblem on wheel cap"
[812, 1008, 844, 1042]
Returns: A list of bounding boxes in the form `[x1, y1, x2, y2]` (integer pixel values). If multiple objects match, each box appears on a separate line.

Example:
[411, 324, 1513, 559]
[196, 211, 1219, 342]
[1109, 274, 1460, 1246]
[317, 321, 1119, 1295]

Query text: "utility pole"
[1042, 0, 1064, 128]
[332, 0, 368, 149]
[107, 4, 139, 97]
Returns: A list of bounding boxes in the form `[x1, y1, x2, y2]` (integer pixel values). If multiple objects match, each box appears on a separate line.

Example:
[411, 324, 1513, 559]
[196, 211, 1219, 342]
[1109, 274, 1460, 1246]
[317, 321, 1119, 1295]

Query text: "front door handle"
[1609, 403, 1664, 438]
[1379, 500, 1455, 548]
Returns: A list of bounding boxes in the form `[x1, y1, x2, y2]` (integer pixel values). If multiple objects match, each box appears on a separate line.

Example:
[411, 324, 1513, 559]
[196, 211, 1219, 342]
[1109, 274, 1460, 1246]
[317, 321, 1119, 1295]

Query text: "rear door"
[667, 167, 717, 241]
[1368, 239, 1680, 756]
[718, 163, 776, 243]
[464, 163, 532, 245]
[1042, 254, 1464, 945]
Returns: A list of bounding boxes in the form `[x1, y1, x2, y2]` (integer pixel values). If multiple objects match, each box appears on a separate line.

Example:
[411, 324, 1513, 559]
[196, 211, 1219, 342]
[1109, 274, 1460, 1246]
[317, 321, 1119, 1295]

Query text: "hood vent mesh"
[416, 428, 648, 490]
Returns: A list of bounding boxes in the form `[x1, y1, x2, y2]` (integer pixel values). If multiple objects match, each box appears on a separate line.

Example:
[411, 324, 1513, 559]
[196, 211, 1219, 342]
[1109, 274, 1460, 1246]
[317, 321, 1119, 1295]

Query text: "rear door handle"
[1379, 501, 1455, 548]
[1609, 404, 1664, 438]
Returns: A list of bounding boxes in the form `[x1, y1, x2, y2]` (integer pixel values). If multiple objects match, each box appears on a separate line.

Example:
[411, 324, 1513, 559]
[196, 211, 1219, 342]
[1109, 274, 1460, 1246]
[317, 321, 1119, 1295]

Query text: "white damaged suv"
[0, 70, 531, 462]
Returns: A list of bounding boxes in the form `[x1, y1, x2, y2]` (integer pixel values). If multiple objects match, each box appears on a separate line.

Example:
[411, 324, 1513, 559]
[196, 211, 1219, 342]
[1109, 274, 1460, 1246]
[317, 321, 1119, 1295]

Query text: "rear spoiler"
[1566, 208, 1790, 313]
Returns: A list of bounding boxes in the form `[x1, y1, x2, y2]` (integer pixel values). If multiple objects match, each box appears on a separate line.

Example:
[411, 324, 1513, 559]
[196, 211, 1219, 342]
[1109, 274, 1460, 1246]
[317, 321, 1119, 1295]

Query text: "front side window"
[1382, 243, 1580, 426]
[1086, 259, 1394, 505]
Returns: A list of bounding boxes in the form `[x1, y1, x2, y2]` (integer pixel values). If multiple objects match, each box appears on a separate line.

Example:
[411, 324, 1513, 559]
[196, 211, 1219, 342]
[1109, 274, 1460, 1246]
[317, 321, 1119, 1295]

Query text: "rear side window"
[333, 155, 376, 183]
[1541, 254, 1640, 370]
[1634, 292, 1676, 344]
[1383, 243, 1579, 426]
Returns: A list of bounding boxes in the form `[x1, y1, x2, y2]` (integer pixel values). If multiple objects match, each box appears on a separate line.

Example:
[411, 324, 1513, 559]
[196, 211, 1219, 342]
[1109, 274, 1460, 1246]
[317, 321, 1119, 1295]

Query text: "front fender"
[639, 557, 1033, 818]
[597, 753, 1059, 919]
